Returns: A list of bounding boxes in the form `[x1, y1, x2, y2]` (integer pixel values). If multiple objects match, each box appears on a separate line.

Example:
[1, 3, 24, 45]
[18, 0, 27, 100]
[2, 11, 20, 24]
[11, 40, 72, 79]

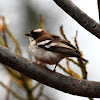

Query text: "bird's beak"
[25, 32, 31, 36]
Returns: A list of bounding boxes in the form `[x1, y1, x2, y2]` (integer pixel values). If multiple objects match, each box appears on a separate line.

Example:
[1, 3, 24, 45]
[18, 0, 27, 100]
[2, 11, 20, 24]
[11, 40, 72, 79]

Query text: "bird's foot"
[53, 67, 56, 72]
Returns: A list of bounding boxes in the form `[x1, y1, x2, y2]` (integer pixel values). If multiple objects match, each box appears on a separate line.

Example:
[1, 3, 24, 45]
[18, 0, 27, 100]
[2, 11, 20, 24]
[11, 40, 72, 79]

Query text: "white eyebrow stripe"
[37, 40, 51, 46]
[34, 29, 43, 32]
[45, 43, 57, 48]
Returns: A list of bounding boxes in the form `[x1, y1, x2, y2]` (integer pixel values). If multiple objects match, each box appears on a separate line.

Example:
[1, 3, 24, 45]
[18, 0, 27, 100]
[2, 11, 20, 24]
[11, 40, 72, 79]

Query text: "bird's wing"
[37, 35, 81, 57]
[50, 34, 77, 50]
[45, 44, 88, 62]
[59, 39, 76, 49]
[45, 42, 81, 57]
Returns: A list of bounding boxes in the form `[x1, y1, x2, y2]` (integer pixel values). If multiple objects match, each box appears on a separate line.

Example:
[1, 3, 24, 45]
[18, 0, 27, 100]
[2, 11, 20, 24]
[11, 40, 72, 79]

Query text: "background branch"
[53, 0, 100, 39]
[0, 45, 100, 98]
[0, 82, 27, 100]
[98, 0, 100, 20]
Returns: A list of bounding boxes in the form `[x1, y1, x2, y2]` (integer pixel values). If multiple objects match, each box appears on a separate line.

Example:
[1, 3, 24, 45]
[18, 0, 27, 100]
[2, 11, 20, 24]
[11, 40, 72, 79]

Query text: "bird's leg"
[53, 63, 58, 72]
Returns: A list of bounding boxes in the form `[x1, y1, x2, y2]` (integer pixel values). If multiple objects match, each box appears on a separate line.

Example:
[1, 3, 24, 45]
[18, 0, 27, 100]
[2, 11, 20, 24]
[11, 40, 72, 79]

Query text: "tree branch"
[0, 45, 100, 98]
[53, 0, 100, 39]
[98, 0, 100, 20]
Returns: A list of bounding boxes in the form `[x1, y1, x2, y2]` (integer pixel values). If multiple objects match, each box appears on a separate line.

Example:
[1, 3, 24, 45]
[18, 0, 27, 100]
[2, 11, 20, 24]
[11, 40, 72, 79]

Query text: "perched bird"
[25, 29, 88, 71]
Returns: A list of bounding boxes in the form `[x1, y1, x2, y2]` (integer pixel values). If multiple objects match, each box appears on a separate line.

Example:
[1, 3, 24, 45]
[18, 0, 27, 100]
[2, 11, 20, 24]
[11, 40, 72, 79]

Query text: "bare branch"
[98, 0, 100, 20]
[0, 45, 100, 98]
[53, 0, 100, 39]
[58, 64, 82, 79]
[0, 82, 27, 100]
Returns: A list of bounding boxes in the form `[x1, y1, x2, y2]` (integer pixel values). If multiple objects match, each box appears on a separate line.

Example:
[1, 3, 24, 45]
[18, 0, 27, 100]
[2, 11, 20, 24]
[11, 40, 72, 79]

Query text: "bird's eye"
[31, 39, 33, 42]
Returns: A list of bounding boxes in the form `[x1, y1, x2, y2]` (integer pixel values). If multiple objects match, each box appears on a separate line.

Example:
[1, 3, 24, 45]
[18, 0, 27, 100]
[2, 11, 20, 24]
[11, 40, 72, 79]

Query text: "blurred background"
[0, 0, 100, 100]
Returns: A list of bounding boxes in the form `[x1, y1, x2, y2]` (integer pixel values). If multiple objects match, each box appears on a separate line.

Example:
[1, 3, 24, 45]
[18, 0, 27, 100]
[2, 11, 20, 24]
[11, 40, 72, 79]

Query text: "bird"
[25, 28, 88, 71]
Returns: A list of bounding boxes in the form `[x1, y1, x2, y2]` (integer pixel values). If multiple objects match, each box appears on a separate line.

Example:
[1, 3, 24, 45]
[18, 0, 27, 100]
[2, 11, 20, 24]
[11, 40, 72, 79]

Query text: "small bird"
[25, 29, 88, 71]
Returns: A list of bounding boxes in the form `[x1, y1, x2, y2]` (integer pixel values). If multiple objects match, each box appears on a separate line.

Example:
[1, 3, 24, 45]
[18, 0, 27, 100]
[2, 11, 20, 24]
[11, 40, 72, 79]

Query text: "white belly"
[29, 44, 64, 64]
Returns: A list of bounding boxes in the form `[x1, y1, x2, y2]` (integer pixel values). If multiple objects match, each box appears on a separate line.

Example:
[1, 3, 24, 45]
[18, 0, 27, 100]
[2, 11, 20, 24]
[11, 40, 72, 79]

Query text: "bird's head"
[25, 28, 48, 40]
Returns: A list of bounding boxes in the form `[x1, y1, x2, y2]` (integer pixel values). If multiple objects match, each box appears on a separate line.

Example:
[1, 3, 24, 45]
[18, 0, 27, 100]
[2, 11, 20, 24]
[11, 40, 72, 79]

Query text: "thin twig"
[5, 25, 21, 54]
[5, 79, 12, 100]
[0, 35, 4, 45]
[74, 31, 79, 50]
[58, 64, 82, 79]
[68, 58, 80, 66]
[2, 16, 8, 47]
[60, 25, 67, 40]
[40, 15, 44, 29]
[35, 85, 44, 100]
[0, 82, 27, 100]
[31, 83, 40, 91]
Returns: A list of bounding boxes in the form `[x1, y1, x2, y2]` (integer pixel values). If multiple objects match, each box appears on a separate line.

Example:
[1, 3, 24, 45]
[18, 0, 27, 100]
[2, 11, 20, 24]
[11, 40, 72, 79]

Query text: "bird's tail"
[79, 57, 88, 63]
